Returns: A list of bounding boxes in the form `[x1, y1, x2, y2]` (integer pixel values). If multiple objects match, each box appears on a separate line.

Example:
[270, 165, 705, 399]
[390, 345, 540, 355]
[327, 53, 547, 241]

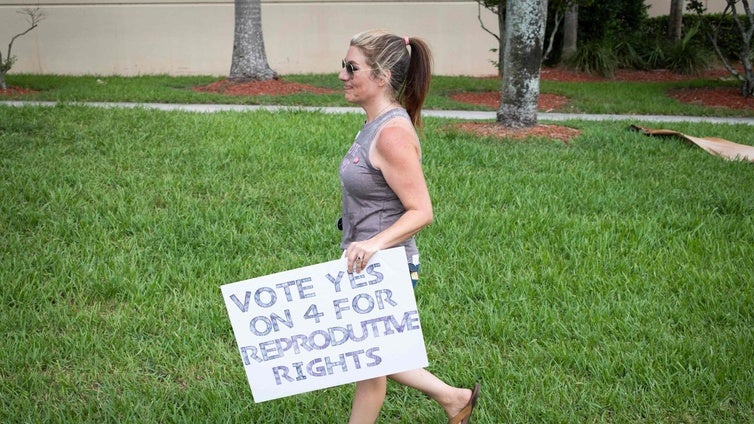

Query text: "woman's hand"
[345, 239, 381, 274]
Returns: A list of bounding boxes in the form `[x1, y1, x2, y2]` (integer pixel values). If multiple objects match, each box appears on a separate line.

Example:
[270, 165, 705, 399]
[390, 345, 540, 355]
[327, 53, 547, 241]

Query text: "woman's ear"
[377, 69, 392, 87]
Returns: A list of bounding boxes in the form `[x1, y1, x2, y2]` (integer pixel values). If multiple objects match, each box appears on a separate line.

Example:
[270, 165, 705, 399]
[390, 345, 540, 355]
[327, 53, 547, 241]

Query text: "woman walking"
[337, 29, 481, 424]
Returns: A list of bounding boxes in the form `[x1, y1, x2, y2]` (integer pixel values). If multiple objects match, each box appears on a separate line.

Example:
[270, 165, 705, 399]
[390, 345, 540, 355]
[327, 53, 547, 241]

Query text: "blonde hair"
[350, 29, 433, 128]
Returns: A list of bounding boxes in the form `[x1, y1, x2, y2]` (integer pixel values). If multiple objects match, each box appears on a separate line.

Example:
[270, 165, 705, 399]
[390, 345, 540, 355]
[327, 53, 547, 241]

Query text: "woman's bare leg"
[388, 368, 472, 419]
[348, 376, 387, 424]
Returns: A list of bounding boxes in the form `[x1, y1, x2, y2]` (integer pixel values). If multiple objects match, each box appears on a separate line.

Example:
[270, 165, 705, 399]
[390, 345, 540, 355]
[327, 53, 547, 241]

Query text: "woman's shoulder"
[380, 108, 415, 133]
[372, 114, 420, 166]
[377, 117, 418, 145]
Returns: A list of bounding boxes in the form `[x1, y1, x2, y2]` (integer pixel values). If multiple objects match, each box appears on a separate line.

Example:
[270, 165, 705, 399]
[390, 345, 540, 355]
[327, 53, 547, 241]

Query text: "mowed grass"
[4, 72, 754, 118]
[1, 104, 753, 423]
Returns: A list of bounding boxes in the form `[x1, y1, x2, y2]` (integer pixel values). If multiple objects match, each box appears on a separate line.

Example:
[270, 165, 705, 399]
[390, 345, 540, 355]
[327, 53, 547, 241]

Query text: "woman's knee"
[356, 377, 387, 392]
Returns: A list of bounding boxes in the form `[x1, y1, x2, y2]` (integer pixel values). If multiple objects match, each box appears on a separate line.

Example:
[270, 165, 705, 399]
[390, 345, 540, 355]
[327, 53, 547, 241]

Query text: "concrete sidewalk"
[3, 101, 753, 125]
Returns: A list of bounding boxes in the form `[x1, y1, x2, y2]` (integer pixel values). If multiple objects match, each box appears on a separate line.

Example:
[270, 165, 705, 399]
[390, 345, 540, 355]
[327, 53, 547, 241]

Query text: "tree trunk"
[562, 3, 578, 61]
[698, 0, 754, 97]
[1, 48, 6, 89]
[497, 0, 548, 128]
[1, 50, 6, 90]
[497, 0, 506, 77]
[668, 0, 684, 41]
[229, 0, 277, 82]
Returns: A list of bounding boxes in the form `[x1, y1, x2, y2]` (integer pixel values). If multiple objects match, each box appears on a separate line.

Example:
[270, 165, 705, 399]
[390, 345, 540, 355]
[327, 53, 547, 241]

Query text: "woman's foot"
[447, 383, 480, 424]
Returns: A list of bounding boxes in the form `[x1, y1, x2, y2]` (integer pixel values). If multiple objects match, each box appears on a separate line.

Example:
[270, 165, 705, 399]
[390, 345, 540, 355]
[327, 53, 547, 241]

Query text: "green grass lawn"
[3, 72, 754, 118]
[1, 83, 753, 422]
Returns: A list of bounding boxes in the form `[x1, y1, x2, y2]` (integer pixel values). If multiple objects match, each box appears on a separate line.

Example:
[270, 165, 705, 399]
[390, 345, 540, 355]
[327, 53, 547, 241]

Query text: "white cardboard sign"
[221, 246, 428, 402]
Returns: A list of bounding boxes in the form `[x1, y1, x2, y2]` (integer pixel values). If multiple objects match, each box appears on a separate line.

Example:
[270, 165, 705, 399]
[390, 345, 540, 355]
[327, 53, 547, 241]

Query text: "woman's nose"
[338, 68, 350, 81]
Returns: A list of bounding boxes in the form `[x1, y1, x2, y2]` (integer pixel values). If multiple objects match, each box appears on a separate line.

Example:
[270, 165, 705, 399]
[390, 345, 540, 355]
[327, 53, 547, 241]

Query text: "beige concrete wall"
[0, 0, 729, 77]
[646, 0, 726, 16]
[0, 1, 500, 76]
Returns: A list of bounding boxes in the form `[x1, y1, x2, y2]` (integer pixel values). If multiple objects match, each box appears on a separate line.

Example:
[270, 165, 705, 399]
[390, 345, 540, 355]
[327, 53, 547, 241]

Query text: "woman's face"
[339, 46, 383, 106]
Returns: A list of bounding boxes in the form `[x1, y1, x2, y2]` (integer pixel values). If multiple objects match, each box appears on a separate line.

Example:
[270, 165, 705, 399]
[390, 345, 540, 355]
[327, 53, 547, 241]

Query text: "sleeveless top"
[339, 108, 419, 262]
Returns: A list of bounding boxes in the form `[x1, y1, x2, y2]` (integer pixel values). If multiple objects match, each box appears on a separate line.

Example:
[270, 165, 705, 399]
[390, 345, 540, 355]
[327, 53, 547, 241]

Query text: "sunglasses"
[342, 59, 376, 76]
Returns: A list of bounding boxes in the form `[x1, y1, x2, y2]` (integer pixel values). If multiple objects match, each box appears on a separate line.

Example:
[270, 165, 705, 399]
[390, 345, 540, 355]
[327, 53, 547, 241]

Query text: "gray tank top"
[339, 108, 419, 262]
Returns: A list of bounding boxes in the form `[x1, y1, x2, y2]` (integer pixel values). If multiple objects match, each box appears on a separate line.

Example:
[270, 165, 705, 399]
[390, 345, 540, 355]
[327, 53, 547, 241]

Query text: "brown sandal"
[448, 383, 481, 424]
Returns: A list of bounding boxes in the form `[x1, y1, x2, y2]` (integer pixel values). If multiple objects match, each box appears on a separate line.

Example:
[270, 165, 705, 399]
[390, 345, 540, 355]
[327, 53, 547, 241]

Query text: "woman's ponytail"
[350, 30, 434, 128]
[402, 37, 432, 129]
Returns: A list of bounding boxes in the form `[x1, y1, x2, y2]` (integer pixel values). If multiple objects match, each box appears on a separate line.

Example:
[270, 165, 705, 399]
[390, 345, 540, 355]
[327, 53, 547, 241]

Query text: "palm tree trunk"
[229, 0, 278, 82]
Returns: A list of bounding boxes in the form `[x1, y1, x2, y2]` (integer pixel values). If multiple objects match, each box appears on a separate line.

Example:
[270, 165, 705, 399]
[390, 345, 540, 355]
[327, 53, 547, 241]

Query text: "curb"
[3, 101, 753, 125]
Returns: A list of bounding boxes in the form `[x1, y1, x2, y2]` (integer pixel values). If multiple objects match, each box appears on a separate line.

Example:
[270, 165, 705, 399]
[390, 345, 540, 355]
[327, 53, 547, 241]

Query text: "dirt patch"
[0, 86, 38, 96]
[667, 86, 754, 110]
[444, 67, 748, 143]
[192, 78, 336, 96]
[452, 122, 581, 145]
[450, 67, 751, 112]
[450, 92, 569, 111]
[541, 67, 733, 83]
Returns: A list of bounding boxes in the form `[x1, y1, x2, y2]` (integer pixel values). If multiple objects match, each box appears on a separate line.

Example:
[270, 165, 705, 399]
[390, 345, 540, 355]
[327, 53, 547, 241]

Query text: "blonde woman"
[338, 29, 481, 424]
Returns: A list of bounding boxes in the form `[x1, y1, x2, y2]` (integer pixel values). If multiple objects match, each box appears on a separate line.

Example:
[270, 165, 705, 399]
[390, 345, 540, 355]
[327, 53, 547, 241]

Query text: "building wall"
[0, 1, 501, 76]
[0, 0, 728, 77]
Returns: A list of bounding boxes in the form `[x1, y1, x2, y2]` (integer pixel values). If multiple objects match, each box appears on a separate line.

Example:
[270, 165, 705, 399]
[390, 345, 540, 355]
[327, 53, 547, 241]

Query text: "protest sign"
[221, 246, 428, 402]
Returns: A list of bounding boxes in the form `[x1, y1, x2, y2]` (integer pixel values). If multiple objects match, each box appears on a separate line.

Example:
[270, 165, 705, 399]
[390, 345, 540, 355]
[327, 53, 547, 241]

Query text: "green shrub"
[568, 41, 618, 77]
[577, 0, 649, 45]
[642, 40, 669, 69]
[665, 41, 711, 75]
[613, 38, 649, 70]
[664, 22, 712, 75]
[645, 14, 740, 60]
[605, 19, 712, 74]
